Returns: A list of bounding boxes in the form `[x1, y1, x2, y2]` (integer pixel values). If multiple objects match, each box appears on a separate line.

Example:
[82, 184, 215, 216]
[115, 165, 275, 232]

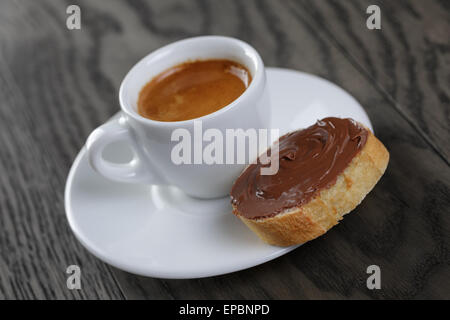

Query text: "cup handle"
[86, 116, 164, 185]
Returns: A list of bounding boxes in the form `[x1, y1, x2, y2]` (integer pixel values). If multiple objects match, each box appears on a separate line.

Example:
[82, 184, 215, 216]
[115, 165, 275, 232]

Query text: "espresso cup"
[86, 36, 270, 199]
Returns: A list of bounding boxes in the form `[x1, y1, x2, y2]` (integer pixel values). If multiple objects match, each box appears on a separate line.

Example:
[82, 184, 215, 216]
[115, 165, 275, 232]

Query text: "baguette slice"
[232, 129, 389, 247]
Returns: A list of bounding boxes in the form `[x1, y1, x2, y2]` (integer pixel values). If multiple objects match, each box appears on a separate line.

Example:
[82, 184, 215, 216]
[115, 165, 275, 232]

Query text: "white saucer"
[65, 68, 373, 279]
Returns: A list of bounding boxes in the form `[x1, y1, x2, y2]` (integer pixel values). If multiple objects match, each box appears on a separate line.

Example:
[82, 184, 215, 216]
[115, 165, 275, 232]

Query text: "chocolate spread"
[230, 117, 368, 219]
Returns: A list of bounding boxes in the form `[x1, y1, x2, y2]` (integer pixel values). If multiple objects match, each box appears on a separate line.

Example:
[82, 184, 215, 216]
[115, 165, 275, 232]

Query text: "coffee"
[137, 59, 252, 122]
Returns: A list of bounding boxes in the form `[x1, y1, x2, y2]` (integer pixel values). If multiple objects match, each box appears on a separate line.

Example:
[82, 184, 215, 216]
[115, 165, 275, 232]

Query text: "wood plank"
[292, 0, 450, 162]
[0, 0, 125, 299]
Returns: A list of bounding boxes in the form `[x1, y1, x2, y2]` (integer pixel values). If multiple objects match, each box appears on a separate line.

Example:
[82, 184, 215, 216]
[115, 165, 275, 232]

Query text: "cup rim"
[119, 36, 264, 127]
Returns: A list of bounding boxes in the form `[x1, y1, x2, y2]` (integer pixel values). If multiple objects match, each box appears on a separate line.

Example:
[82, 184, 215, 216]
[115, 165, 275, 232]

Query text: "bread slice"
[232, 129, 389, 247]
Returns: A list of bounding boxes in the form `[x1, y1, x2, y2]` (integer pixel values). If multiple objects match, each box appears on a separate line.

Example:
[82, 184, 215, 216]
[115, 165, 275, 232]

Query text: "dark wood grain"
[0, 0, 125, 299]
[292, 0, 450, 162]
[0, 0, 448, 299]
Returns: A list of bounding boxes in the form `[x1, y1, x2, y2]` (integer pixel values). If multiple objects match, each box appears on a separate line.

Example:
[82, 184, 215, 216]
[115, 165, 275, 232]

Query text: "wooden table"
[0, 0, 448, 299]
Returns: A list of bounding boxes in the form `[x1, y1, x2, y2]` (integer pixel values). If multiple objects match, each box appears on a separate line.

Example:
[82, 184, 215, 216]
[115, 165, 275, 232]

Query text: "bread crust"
[232, 130, 389, 247]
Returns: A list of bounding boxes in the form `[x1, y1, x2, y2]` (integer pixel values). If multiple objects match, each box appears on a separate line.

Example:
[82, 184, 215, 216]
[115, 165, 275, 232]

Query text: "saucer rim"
[65, 151, 299, 279]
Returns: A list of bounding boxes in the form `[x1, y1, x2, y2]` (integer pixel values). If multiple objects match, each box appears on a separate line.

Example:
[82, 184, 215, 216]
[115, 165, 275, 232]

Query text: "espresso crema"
[138, 59, 251, 122]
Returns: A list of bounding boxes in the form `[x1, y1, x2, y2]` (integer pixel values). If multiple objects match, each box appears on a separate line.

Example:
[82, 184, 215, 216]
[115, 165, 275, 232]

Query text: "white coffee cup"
[86, 36, 270, 199]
